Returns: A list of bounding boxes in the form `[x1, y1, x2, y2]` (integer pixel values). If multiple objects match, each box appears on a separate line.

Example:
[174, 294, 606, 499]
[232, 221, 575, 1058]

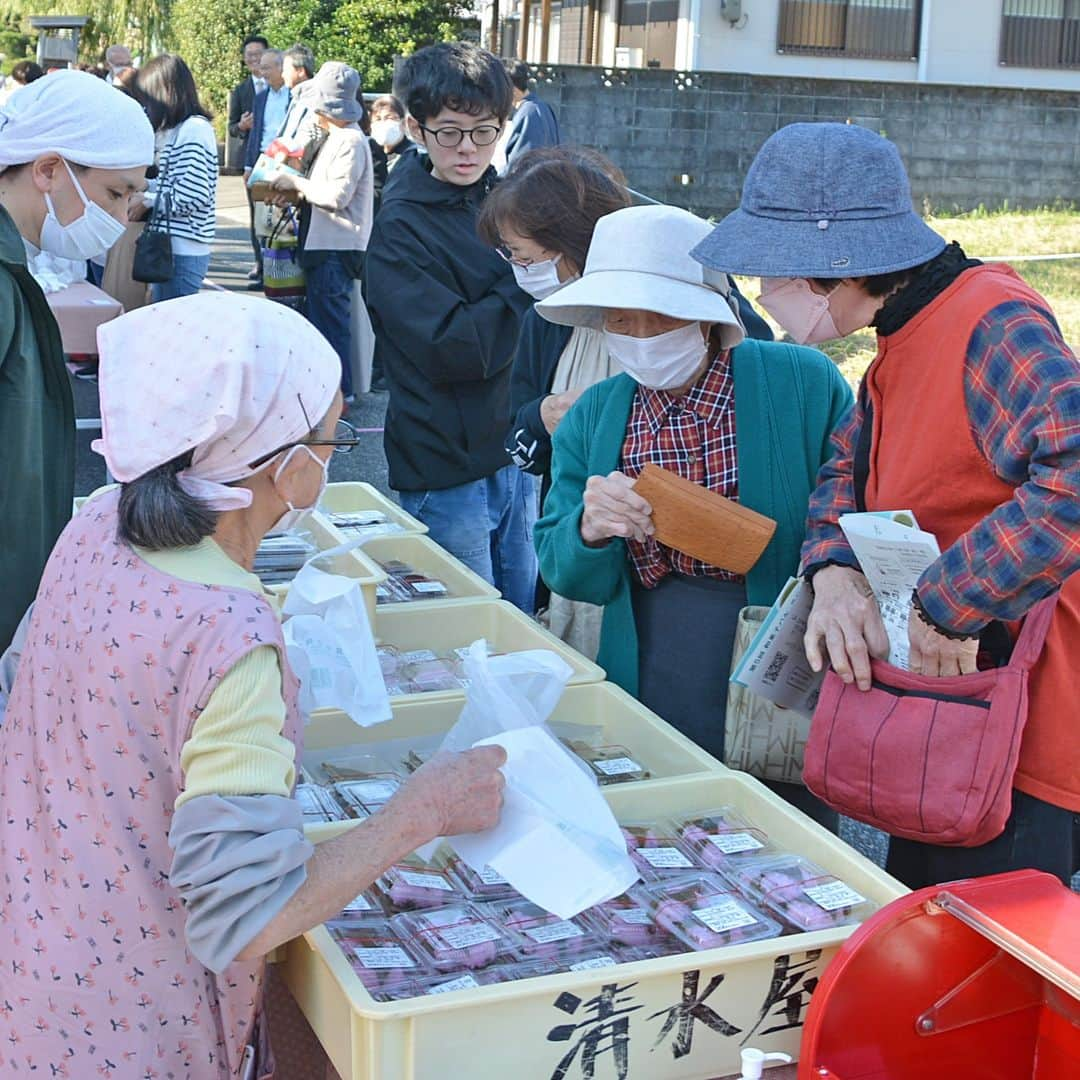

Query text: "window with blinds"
[1000, 0, 1080, 68]
[776, 0, 922, 60]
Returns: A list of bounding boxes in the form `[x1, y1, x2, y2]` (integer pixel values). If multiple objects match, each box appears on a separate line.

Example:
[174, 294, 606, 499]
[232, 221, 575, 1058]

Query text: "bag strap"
[852, 379, 872, 514]
[1007, 592, 1060, 671]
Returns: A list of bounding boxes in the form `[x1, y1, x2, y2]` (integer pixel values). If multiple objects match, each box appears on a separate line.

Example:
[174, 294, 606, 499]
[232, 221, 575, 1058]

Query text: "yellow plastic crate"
[374, 599, 605, 697]
[267, 513, 387, 625]
[302, 680, 722, 788]
[279, 772, 908, 1080]
[362, 533, 501, 609]
[320, 481, 428, 534]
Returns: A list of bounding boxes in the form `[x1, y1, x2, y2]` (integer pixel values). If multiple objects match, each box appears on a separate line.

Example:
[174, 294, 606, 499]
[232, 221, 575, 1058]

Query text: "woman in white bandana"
[0, 68, 154, 657]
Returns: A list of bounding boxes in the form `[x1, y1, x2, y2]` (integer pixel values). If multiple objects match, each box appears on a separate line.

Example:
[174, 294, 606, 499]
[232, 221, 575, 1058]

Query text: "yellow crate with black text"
[279, 772, 908, 1080]
[373, 598, 605, 702]
[361, 533, 501, 609]
[319, 481, 429, 535]
[301, 680, 723, 799]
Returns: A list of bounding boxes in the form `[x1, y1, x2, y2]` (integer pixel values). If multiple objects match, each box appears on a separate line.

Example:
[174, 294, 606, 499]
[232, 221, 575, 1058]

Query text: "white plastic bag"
[440, 642, 638, 918]
[281, 538, 391, 728]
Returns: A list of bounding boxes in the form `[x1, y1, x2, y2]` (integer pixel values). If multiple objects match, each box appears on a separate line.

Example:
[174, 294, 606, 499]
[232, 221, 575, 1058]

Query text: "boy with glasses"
[365, 42, 537, 612]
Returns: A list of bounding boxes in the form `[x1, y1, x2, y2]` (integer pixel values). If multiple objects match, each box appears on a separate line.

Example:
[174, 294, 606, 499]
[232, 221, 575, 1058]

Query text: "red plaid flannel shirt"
[619, 351, 742, 588]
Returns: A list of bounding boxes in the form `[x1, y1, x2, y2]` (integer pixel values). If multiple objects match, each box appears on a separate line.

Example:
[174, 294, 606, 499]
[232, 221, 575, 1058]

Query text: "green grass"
[736, 208, 1080, 388]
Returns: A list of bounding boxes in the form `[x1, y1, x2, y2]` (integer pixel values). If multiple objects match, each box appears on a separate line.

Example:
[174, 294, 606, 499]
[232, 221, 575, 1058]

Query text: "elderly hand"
[908, 610, 979, 677]
[804, 564, 891, 691]
[392, 746, 507, 838]
[580, 471, 654, 547]
[540, 389, 584, 435]
[239, 110, 255, 133]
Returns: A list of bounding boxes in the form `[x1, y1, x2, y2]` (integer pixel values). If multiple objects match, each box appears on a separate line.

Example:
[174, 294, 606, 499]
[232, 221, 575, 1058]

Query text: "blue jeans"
[399, 467, 538, 614]
[304, 253, 352, 396]
[151, 252, 210, 302]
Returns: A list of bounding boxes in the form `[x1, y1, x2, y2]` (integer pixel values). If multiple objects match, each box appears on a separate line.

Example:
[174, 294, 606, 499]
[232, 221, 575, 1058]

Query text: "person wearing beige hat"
[270, 61, 373, 400]
[534, 204, 852, 818]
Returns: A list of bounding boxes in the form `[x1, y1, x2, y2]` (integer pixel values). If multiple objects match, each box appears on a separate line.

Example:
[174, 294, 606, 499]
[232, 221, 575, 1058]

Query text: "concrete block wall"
[529, 64, 1080, 218]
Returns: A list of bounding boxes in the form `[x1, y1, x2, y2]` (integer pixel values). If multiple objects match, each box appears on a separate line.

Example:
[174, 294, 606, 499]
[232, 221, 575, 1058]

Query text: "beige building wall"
[593, 0, 1080, 91]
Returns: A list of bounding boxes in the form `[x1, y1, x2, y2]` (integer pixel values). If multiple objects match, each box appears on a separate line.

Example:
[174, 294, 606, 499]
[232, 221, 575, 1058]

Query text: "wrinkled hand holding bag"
[804, 593, 1057, 847]
[631, 462, 776, 574]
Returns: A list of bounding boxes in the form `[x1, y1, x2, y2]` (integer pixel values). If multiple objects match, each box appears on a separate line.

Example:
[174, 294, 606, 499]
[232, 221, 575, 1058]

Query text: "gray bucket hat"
[692, 123, 946, 279]
[305, 61, 364, 124]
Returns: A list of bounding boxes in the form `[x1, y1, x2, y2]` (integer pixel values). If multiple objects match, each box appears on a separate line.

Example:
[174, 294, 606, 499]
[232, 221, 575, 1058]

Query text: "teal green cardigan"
[534, 338, 854, 695]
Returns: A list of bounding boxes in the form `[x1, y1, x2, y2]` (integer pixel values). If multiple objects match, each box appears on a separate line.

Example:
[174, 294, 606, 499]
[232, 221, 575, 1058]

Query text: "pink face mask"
[757, 277, 841, 345]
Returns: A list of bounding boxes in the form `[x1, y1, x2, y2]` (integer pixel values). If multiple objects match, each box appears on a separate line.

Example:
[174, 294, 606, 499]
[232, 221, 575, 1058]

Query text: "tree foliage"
[170, 0, 267, 121]
[0, 0, 170, 61]
[261, 0, 466, 94]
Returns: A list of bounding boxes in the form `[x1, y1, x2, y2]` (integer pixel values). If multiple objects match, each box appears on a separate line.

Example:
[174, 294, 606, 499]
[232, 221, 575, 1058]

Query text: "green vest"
[534, 338, 854, 695]
[0, 205, 75, 652]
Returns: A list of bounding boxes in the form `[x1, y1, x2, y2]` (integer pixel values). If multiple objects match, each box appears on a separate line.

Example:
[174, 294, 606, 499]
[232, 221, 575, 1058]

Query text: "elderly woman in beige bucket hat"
[534, 202, 852, 824]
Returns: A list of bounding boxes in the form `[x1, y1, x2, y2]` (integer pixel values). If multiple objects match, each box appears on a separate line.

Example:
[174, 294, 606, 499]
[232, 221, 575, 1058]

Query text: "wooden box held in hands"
[632, 463, 777, 574]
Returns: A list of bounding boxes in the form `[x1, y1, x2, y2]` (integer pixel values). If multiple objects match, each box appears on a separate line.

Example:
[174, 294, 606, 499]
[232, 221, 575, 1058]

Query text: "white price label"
[343, 892, 374, 913]
[426, 974, 480, 994]
[478, 864, 508, 886]
[437, 923, 501, 950]
[401, 649, 439, 663]
[412, 581, 448, 595]
[616, 909, 653, 926]
[592, 757, 643, 777]
[804, 881, 867, 912]
[640, 847, 693, 869]
[354, 946, 414, 970]
[694, 898, 758, 934]
[706, 831, 765, 855]
[524, 921, 584, 945]
[399, 869, 454, 892]
[341, 779, 399, 803]
[570, 956, 618, 971]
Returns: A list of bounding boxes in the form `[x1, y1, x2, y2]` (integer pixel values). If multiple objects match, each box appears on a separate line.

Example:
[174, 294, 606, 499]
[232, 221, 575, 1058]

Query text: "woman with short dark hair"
[133, 54, 217, 299]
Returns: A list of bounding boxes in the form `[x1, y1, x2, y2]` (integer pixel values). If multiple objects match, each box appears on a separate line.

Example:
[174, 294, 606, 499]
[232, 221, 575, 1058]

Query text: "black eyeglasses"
[249, 416, 361, 470]
[417, 122, 501, 148]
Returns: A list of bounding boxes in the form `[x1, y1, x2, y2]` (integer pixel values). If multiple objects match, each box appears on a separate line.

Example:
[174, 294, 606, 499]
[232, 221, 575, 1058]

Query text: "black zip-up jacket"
[365, 152, 531, 491]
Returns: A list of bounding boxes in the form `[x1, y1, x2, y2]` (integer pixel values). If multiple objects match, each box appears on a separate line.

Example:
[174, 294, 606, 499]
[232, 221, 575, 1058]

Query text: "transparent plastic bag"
[281, 537, 391, 728]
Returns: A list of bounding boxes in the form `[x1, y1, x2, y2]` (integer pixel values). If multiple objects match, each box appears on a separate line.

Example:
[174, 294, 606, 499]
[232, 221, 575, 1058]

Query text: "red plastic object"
[798, 870, 1080, 1079]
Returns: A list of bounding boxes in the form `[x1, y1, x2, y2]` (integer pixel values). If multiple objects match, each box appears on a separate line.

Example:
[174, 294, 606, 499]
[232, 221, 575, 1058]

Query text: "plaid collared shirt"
[619, 350, 742, 589]
[802, 299, 1080, 634]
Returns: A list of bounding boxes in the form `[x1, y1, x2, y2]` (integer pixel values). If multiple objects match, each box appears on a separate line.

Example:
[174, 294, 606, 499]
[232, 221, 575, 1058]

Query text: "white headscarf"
[0, 69, 154, 169]
[93, 294, 342, 510]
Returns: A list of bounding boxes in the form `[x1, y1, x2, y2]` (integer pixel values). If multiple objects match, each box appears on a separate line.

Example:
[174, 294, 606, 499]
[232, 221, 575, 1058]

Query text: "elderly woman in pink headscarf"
[0, 293, 506, 1079]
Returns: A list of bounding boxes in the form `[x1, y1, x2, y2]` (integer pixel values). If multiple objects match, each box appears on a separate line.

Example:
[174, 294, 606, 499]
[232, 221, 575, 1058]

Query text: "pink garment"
[0, 491, 301, 1078]
[92, 292, 341, 510]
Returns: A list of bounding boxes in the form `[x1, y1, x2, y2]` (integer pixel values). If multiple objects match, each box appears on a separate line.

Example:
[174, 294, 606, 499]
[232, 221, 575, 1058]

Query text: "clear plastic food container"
[621, 823, 701, 879]
[377, 864, 463, 912]
[724, 856, 875, 933]
[633, 874, 783, 952]
[488, 899, 596, 962]
[392, 904, 516, 971]
[677, 806, 774, 871]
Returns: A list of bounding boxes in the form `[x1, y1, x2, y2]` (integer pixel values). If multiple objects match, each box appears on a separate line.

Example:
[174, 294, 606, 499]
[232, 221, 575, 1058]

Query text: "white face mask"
[40, 159, 127, 261]
[604, 321, 708, 391]
[512, 254, 565, 301]
[268, 444, 330, 535]
[371, 119, 404, 148]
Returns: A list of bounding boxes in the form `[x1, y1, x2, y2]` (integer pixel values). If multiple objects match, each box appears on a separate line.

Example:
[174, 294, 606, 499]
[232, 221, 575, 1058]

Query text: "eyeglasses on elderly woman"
[248, 417, 360, 471]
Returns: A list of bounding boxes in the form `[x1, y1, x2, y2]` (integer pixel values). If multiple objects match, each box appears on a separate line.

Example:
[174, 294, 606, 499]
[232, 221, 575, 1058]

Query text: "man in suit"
[501, 58, 559, 173]
[228, 34, 268, 283]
